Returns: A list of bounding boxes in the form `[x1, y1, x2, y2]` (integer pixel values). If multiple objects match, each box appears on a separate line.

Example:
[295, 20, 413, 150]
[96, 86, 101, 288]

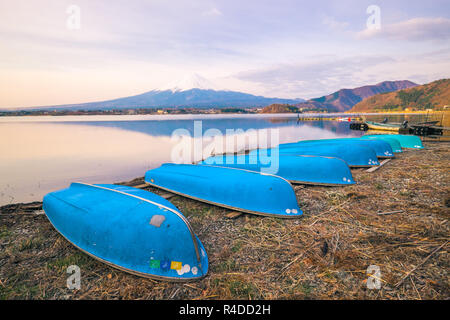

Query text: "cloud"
[322, 16, 349, 31]
[233, 55, 394, 98]
[202, 7, 223, 16]
[356, 17, 450, 41]
[2, 1, 449, 107]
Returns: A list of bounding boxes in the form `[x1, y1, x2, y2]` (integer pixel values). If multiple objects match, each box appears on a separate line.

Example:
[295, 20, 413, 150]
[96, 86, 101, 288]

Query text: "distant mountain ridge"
[33, 74, 303, 110]
[350, 79, 450, 112]
[39, 89, 302, 110]
[296, 80, 418, 112]
[24, 76, 421, 112]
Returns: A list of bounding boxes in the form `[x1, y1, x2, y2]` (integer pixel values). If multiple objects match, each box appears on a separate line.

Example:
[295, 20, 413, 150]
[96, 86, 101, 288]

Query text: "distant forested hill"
[350, 79, 450, 112]
[260, 104, 299, 113]
[296, 80, 418, 112]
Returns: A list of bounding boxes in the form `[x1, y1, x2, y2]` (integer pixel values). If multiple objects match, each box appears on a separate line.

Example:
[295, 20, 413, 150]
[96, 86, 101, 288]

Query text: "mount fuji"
[38, 74, 303, 110]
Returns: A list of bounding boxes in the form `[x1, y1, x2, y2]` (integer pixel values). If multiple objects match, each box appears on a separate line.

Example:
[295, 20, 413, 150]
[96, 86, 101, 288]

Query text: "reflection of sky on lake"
[0, 113, 429, 205]
[0, 122, 176, 205]
[9, 115, 359, 138]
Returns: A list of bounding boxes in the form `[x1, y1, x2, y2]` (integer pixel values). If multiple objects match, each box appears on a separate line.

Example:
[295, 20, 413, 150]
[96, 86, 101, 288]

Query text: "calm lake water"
[0, 113, 436, 205]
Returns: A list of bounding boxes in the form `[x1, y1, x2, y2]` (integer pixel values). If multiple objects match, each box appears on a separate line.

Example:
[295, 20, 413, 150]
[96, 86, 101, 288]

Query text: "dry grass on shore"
[0, 142, 449, 300]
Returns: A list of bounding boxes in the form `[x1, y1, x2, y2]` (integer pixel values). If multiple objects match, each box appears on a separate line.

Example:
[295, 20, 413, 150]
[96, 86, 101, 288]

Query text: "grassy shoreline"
[0, 141, 449, 299]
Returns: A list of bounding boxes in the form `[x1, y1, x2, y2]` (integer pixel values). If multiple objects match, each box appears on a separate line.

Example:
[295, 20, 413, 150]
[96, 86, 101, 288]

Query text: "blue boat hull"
[43, 183, 208, 281]
[363, 134, 424, 149]
[249, 145, 379, 167]
[200, 154, 355, 186]
[280, 138, 395, 158]
[145, 164, 302, 218]
[358, 136, 402, 153]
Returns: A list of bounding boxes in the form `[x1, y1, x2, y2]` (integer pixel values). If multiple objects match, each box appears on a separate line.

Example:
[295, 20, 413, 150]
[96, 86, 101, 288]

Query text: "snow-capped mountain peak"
[158, 73, 218, 92]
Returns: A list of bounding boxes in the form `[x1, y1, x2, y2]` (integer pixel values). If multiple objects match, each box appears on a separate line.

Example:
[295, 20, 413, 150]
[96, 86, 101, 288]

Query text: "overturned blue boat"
[43, 183, 208, 281]
[200, 154, 355, 186]
[363, 134, 424, 149]
[145, 164, 302, 218]
[280, 138, 395, 158]
[249, 144, 379, 167]
[358, 136, 403, 153]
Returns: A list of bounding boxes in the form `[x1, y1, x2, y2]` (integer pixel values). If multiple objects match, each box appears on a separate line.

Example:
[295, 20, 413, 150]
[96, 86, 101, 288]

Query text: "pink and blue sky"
[0, 0, 449, 108]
